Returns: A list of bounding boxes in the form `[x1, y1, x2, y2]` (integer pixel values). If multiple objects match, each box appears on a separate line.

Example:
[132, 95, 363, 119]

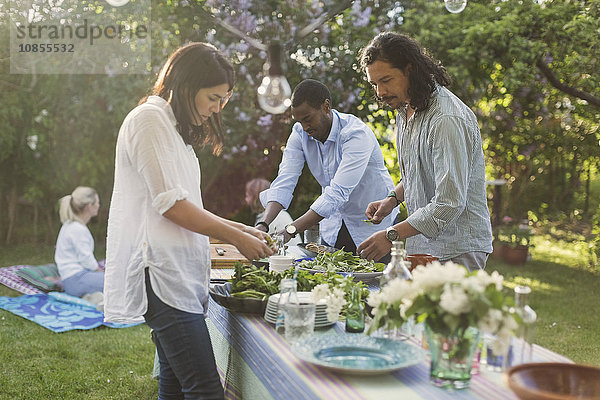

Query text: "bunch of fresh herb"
[228, 263, 368, 302]
[229, 263, 282, 299]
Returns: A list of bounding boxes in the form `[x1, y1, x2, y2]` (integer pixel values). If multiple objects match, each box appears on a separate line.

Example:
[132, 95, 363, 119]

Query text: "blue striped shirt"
[398, 85, 493, 259]
[260, 109, 397, 247]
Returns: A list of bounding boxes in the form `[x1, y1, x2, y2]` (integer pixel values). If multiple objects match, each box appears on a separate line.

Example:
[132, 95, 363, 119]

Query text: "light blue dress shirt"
[397, 85, 493, 259]
[260, 109, 397, 247]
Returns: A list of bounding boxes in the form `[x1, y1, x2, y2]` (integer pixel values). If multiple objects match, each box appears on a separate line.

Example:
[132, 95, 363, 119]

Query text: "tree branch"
[536, 58, 600, 108]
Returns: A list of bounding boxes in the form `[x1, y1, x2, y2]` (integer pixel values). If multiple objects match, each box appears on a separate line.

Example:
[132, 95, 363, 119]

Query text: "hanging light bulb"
[444, 0, 467, 13]
[257, 43, 292, 114]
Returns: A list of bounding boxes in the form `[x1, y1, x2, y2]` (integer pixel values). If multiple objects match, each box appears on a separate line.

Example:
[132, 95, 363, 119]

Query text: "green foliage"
[400, 0, 600, 222]
[494, 225, 533, 248]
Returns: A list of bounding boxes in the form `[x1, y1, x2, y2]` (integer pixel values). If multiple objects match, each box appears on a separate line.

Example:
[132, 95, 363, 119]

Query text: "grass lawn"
[0, 244, 157, 400]
[0, 237, 598, 399]
[488, 234, 600, 366]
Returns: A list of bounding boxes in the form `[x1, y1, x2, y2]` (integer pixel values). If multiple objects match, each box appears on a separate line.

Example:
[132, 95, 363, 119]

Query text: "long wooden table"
[205, 292, 571, 400]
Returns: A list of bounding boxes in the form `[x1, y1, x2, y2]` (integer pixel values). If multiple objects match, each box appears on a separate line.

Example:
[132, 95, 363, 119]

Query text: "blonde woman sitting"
[55, 186, 104, 298]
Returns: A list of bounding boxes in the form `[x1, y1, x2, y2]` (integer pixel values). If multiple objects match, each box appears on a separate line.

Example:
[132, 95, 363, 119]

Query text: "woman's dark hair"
[143, 42, 235, 155]
[359, 32, 450, 111]
[291, 79, 331, 109]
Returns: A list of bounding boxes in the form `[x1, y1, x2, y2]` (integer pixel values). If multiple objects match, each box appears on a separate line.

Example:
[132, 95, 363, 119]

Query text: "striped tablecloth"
[206, 298, 572, 400]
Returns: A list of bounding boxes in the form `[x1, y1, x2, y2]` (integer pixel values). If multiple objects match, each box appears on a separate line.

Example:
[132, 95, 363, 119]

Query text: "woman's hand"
[365, 197, 396, 224]
[243, 225, 270, 241]
[233, 232, 275, 261]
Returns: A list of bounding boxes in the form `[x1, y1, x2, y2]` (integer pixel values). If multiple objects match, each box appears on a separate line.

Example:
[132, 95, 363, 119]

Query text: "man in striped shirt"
[356, 32, 493, 271]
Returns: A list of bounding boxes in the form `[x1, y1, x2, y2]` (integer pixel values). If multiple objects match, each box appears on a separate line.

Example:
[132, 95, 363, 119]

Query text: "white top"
[104, 96, 210, 324]
[54, 221, 98, 280]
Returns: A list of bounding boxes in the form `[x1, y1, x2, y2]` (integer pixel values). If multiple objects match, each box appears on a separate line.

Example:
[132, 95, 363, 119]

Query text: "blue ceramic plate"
[291, 333, 425, 375]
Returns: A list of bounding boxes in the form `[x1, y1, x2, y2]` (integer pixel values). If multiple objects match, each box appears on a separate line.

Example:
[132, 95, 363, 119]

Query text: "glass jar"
[275, 278, 298, 335]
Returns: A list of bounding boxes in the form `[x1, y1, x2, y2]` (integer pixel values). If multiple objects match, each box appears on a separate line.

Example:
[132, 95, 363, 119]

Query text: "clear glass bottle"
[379, 240, 413, 339]
[380, 240, 412, 287]
[345, 286, 365, 333]
[275, 233, 286, 256]
[513, 285, 537, 364]
[275, 278, 298, 335]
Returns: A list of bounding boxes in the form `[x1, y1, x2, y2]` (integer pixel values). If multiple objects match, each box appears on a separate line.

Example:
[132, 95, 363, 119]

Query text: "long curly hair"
[359, 32, 450, 111]
[143, 42, 235, 155]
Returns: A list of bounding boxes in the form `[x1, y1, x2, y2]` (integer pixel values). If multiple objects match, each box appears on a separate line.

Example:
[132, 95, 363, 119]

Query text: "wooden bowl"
[505, 362, 600, 400]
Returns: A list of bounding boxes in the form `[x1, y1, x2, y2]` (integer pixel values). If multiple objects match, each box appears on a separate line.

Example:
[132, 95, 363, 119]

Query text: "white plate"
[291, 333, 425, 375]
[264, 298, 334, 328]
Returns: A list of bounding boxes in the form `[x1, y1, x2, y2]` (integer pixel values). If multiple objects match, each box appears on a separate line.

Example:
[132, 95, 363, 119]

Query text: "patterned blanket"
[0, 292, 139, 333]
[0, 265, 234, 333]
[0, 264, 140, 332]
[0, 265, 44, 294]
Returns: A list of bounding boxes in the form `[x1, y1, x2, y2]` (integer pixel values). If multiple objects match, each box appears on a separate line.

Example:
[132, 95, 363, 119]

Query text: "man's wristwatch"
[386, 190, 401, 207]
[385, 226, 399, 242]
[285, 224, 298, 238]
[255, 221, 269, 231]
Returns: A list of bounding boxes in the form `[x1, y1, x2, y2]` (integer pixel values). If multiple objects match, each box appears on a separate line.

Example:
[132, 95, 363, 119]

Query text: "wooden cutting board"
[210, 244, 248, 268]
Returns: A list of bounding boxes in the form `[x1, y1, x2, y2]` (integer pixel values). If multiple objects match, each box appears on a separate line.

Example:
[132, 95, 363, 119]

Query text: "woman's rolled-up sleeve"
[125, 108, 189, 215]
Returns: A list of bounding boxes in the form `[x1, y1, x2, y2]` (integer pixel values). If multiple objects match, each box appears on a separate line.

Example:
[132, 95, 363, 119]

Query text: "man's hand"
[254, 222, 269, 233]
[358, 230, 392, 261]
[365, 197, 396, 224]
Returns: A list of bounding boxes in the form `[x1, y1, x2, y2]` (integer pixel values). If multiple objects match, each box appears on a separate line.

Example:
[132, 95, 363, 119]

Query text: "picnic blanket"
[0, 292, 140, 333]
[0, 264, 234, 333]
[0, 264, 44, 294]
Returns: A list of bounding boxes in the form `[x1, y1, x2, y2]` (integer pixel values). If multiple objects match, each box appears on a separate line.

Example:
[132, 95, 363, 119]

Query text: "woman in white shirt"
[104, 42, 273, 400]
[55, 186, 103, 298]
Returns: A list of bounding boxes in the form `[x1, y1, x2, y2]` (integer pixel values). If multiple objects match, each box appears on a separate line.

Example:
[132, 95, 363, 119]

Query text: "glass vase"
[425, 324, 480, 389]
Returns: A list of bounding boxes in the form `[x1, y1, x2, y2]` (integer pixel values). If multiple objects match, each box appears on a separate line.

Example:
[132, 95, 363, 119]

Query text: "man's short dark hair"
[291, 79, 331, 109]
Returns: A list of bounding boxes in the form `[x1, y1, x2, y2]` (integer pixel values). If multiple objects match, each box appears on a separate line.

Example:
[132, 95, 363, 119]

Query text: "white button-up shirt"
[260, 109, 397, 247]
[104, 96, 210, 323]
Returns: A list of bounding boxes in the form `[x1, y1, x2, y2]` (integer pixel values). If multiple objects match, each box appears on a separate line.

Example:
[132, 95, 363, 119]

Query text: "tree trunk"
[33, 203, 39, 242]
[5, 185, 18, 245]
[584, 164, 591, 216]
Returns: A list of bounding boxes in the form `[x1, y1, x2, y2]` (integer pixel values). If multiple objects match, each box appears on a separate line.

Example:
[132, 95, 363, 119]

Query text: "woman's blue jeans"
[144, 270, 224, 400]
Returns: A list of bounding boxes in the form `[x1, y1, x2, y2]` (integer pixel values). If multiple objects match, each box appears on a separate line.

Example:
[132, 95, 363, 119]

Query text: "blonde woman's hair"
[58, 186, 98, 224]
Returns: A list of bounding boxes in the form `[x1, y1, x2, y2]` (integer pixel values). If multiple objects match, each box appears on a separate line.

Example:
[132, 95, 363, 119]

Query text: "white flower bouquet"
[367, 261, 517, 356]
[310, 275, 367, 322]
[311, 284, 347, 322]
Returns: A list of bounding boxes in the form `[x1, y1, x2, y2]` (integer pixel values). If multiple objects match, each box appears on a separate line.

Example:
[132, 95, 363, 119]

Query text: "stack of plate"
[264, 292, 334, 328]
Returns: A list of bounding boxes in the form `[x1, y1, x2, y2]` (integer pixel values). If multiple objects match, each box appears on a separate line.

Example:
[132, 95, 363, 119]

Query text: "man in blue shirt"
[356, 32, 493, 270]
[256, 79, 396, 255]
